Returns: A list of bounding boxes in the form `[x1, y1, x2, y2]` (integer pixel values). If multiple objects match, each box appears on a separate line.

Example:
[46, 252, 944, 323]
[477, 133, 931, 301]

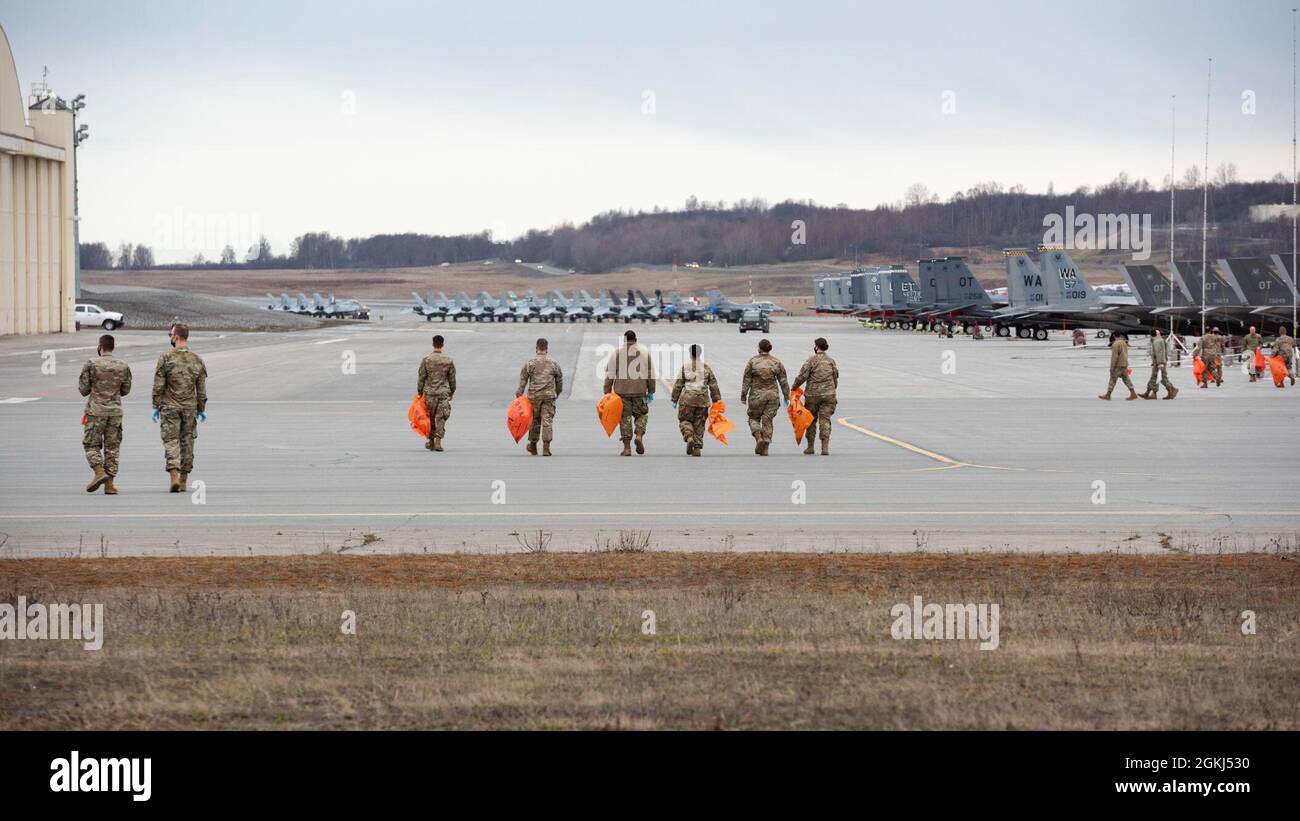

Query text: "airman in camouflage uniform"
[79, 334, 132, 494]
[671, 344, 721, 456]
[603, 329, 656, 456]
[153, 323, 207, 492]
[1193, 327, 1226, 387]
[792, 336, 839, 455]
[517, 337, 563, 456]
[740, 338, 789, 455]
[1274, 326, 1297, 388]
[1243, 326, 1263, 382]
[1140, 329, 1177, 400]
[417, 334, 456, 451]
[1098, 332, 1137, 400]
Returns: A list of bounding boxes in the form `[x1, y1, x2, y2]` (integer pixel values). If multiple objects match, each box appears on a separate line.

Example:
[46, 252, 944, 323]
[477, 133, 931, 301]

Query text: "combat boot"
[86, 466, 108, 493]
[424, 440, 435, 451]
[691, 445, 701, 457]
[686, 442, 694, 455]
[526, 441, 538, 456]
[1125, 389, 1138, 400]
[1163, 386, 1179, 400]
[754, 438, 762, 454]
[621, 441, 632, 456]
[820, 441, 829, 456]
[1097, 392, 1112, 401]
[180, 473, 188, 491]
[103, 476, 118, 495]
[433, 438, 443, 452]
[803, 438, 815, 455]
[1138, 389, 1154, 400]
[634, 433, 645, 455]
[758, 441, 769, 456]
[168, 470, 182, 493]
[542, 442, 552, 457]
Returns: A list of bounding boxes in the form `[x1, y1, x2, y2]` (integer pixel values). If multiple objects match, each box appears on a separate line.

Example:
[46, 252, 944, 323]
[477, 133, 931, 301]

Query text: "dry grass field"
[1, 553, 1295, 730]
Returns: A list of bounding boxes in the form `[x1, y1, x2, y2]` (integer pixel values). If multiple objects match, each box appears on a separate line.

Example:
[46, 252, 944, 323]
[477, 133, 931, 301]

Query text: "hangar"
[0, 23, 77, 336]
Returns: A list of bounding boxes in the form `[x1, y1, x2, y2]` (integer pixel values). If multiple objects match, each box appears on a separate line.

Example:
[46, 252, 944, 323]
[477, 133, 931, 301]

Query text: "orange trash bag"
[597, 392, 623, 437]
[1268, 356, 1290, 386]
[407, 394, 430, 439]
[1254, 348, 1266, 372]
[1191, 356, 1206, 383]
[707, 400, 736, 446]
[507, 395, 533, 443]
[787, 387, 814, 445]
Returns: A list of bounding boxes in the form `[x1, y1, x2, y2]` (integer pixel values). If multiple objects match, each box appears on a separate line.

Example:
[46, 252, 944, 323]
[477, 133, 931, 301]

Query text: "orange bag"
[707, 400, 736, 445]
[507, 395, 533, 443]
[597, 392, 623, 437]
[1192, 356, 1206, 383]
[408, 394, 430, 438]
[1268, 356, 1289, 386]
[1254, 348, 1265, 372]
[787, 387, 815, 445]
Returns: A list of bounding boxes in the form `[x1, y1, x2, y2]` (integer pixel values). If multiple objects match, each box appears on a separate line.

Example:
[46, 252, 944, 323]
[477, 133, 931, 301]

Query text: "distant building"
[0, 24, 78, 335]
[1249, 204, 1300, 222]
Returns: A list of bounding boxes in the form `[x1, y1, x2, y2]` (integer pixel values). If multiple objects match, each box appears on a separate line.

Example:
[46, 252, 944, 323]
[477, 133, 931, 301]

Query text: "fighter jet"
[410, 292, 448, 321]
[663, 292, 706, 321]
[704, 290, 762, 323]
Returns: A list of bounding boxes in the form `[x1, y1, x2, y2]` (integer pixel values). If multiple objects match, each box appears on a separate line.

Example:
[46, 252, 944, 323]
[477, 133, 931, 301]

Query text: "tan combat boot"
[634, 433, 645, 455]
[526, 441, 538, 456]
[691, 444, 701, 457]
[433, 438, 443, 452]
[1097, 392, 1112, 401]
[425, 440, 435, 451]
[803, 438, 815, 455]
[180, 473, 188, 490]
[754, 438, 762, 454]
[168, 470, 182, 493]
[1138, 389, 1154, 400]
[542, 442, 552, 457]
[758, 441, 769, 456]
[1125, 389, 1138, 400]
[86, 466, 108, 493]
[103, 476, 118, 495]
[821, 441, 829, 456]
[621, 441, 632, 456]
[1164, 386, 1179, 400]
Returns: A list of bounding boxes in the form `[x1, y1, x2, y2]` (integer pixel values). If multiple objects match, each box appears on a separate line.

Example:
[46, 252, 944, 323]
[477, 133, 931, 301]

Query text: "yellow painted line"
[1, 510, 1297, 521]
[836, 417, 967, 467]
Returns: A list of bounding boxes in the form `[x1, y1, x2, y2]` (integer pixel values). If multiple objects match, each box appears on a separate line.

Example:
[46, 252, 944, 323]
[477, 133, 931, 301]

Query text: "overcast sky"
[4, 0, 1297, 262]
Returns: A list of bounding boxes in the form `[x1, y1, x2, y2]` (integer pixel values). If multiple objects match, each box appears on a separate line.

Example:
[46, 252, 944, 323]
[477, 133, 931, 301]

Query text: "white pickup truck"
[74, 303, 126, 331]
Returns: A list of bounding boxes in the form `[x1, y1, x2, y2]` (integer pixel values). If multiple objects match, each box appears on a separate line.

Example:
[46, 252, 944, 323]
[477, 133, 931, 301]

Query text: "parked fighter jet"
[663, 292, 706, 321]
[410, 292, 449, 321]
[704, 290, 762, 322]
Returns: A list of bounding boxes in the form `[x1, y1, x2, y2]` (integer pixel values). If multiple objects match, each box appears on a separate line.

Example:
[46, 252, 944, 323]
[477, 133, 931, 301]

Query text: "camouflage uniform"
[1274, 332, 1296, 385]
[153, 348, 207, 473]
[671, 359, 721, 453]
[603, 343, 655, 445]
[79, 354, 132, 477]
[518, 354, 563, 443]
[741, 353, 789, 447]
[1243, 332, 1263, 379]
[1195, 333, 1225, 385]
[792, 351, 839, 450]
[417, 351, 456, 444]
[1145, 336, 1175, 396]
[1102, 337, 1135, 398]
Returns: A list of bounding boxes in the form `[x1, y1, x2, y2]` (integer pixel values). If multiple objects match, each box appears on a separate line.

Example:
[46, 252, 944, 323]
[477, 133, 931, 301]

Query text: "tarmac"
[1, 311, 1296, 557]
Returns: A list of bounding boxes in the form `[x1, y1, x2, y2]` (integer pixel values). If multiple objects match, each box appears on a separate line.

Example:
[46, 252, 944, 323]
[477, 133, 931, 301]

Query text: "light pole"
[71, 94, 87, 299]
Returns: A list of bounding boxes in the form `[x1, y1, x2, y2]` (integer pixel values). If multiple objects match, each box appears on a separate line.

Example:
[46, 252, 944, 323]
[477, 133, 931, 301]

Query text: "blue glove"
[672, 401, 678, 409]
[151, 408, 160, 423]
[647, 394, 654, 404]
[198, 411, 207, 423]
[783, 398, 790, 408]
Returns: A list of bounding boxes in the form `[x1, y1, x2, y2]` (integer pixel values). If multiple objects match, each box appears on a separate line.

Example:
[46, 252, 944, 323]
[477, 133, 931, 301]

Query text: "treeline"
[83, 170, 1296, 273]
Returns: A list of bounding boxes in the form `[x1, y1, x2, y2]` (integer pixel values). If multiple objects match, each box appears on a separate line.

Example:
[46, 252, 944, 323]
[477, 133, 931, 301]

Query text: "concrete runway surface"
[1, 314, 1296, 556]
